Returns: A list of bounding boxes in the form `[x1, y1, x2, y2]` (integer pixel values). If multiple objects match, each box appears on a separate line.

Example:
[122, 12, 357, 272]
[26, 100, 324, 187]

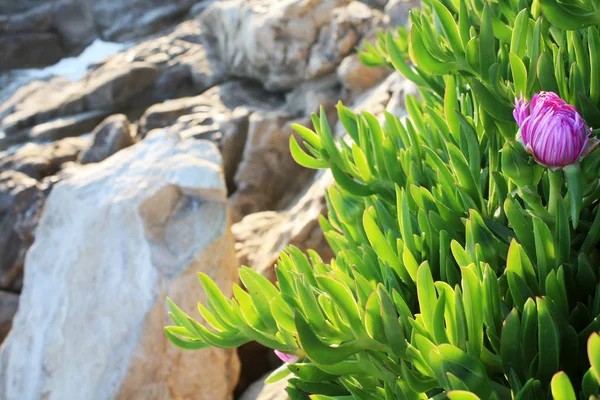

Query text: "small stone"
[79, 114, 134, 164]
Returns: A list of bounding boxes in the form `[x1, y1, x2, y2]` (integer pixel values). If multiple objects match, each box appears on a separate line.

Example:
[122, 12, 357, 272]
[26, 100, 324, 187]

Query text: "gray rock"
[139, 81, 282, 192]
[26, 111, 108, 142]
[79, 114, 134, 164]
[0, 33, 65, 70]
[0, 2, 97, 70]
[52, 2, 96, 49]
[0, 291, 18, 344]
[189, 0, 219, 18]
[384, 0, 419, 27]
[1, 63, 158, 135]
[0, 171, 46, 292]
[89, 0, 197, 42]
[0, 137, 90, 180]
[139, 80, 282, 137]
[199, 0, 379, 90]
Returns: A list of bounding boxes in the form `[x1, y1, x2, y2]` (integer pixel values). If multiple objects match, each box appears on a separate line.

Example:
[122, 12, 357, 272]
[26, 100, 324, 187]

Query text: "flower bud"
[274, 350, 298, 364]
[513, 91, 596, 168]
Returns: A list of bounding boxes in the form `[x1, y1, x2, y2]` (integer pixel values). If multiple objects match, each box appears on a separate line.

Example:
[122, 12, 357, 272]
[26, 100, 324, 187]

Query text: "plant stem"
[548, 170, 563, 216]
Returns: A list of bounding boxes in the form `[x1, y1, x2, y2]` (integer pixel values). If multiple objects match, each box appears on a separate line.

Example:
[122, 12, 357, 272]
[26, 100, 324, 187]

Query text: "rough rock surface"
[79, 114, 134, 164]
[0, 291, 18, 343]
[103, 20, 225, 100]
[384, 0, 420, 26]
[338, 53, 391, 95]
[239, 371, 291, 400]
[0, 2, 95, 70]
[0, 131, 240, 400]
[139, 80, 283, 190]
[0, 137, 89, 180]
[228, 112, 319, 223]
[0, 171, 46, 292]
[233, 170, 334, 281]
[86, 0, 200, 41]
[0, 62, 158, 145]
[199, 0, 381, 90]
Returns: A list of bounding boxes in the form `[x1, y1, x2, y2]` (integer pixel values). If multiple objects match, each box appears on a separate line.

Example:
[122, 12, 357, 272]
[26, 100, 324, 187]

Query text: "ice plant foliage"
[514, 92, 592, 168]
[165, 1, 600, 399]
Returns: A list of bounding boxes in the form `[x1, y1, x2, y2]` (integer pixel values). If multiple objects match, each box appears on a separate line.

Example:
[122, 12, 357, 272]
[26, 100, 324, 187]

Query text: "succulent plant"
[165, 1, 600, 398]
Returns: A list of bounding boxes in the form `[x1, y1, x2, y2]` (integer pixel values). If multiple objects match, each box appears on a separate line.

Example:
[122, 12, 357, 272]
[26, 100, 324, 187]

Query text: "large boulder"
[0, 131, 240, 400]
[199, 0, 381, 90]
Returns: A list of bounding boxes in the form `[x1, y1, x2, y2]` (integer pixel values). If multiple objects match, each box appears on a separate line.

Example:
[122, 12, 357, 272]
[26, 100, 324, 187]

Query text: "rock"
[284, 75, 341, 117]
[0, 131, 240, 399]
[152, 64, 193, 101]
[139, 80, 281, 137]
[0, 137, 90, 180]
[305, 2, 376, 79]
[91, 1, 196, 41]
[0, 33, 64, 70]
[140, 81, 283, 191]
[239, 372, 290, 400]
[199, 0, 379, 90]
[27, 111, 108, 142]
[0, 171, 46, 292]
[233, 170, 334, 282]
[228, 112, 317, 223]
[1, 63, 159, 135]
[384, 0, 419, 27]
[52, 2, 96, 49]
[79, 114, 134, 164]
[0, 2, 96, 70]
[189, 0, 219, 18]
[359, 0, 388, 8]
[337, 53, 391, 94]
[0, 291, 18, 344]
[0, 77, 68, 122]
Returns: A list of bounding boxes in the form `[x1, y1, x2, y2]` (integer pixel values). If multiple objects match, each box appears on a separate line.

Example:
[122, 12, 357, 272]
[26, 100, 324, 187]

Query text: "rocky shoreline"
[0, 0, 416, 399]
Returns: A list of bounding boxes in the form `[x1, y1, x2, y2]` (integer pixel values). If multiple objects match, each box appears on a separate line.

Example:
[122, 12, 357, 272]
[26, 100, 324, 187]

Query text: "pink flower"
[513, 91, 593, 168]
[274, 350, 298, 364]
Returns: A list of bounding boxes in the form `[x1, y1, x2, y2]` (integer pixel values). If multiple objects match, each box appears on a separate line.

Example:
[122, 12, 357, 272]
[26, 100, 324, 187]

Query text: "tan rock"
[233, 170, 335, 281]
[337, 53, 391, 94]
[0, 131, 239, 400]
[228, 112, 317, 224]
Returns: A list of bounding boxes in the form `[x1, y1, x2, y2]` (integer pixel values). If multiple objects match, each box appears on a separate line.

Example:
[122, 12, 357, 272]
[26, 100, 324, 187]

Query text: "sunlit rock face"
[0, 132, 240, 400]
